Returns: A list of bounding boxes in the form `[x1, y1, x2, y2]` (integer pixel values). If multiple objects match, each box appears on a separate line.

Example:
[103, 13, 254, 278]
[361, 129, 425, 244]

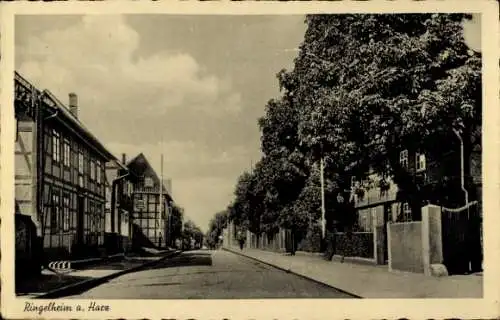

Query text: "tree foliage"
[293, 14, 481, 209]
[182, 219, 204, 247]
[169, 204, 184, 246]
[205, 210, 229, 248]
[208, 13, 481, 241]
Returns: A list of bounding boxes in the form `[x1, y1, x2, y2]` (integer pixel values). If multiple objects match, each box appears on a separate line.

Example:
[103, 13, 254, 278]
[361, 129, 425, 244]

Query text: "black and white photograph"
[1, 1, 499, 319]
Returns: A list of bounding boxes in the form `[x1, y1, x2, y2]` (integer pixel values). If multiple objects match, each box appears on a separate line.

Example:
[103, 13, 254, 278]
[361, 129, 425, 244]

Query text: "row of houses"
[224, 120, 482, 276]
[14, 71, 175, 277]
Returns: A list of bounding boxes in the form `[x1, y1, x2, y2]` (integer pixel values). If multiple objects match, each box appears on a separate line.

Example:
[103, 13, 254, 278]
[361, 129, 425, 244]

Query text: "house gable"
[126, 153, 173, 201]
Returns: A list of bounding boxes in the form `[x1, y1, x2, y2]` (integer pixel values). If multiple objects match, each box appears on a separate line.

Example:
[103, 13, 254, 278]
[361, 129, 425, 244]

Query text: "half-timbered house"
[14, 71, 117, 265]
[104, 153, 137, 254]
[126, 153, 174, 249]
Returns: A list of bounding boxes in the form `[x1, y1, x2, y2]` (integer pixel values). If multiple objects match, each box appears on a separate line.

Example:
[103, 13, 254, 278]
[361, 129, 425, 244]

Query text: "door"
[76, 196, 84, 245]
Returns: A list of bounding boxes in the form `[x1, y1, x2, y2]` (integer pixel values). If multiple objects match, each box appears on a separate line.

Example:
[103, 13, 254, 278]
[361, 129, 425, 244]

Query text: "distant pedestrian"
[239, 238, 245, 250]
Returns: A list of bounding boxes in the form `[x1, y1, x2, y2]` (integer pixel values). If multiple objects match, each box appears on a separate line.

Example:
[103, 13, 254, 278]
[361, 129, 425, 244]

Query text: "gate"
[441, 201, 482, 275]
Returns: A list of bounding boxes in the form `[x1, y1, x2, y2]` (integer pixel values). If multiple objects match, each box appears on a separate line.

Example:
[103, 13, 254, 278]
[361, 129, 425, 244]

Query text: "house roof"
[42, 89, 116, 161]
[126, 152, 174, 201]
[105, 158, 129, 171]
[15, 71, 116, 161]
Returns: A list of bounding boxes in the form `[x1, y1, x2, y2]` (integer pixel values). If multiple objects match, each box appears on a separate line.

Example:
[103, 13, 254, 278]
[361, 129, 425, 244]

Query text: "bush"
[297, 224, 322, 253]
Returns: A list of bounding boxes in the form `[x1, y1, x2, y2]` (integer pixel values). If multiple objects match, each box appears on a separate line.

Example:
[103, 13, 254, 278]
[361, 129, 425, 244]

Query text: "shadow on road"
[16, 274, 93, 296]
[146, 251, 213, 271]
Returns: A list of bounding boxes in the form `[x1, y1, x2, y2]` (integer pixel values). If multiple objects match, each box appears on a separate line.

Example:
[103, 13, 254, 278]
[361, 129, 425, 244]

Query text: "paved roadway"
[67, 249, 354, 299]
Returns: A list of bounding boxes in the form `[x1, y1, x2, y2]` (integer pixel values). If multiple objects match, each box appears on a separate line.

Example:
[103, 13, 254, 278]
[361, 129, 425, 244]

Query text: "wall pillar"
[372, 205, 385, 264]
[246, 230, 251, 248]
[387, 222, 393, 272]
[421, 205, 447, 276]
[229, 222, 234, 247]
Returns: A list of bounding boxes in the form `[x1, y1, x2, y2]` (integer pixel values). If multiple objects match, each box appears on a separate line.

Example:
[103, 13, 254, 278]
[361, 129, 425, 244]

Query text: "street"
[66, 250, 354, 299]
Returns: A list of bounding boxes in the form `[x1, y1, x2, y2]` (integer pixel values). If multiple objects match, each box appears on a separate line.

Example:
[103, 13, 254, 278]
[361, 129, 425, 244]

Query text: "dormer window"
[399, 149, 408, 168]
[416, 153, 426, 172]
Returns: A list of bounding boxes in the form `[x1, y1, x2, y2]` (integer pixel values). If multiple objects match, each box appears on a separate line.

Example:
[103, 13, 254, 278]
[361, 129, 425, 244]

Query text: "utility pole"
[453, 129, 469, 211]
[160, 153, 164, 248]
[320, 156, 326, 239]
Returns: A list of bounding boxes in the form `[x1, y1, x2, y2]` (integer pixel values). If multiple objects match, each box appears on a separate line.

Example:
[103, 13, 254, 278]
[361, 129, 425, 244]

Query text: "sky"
[15, 13, 480, 233]
[15, 14, 307, 232]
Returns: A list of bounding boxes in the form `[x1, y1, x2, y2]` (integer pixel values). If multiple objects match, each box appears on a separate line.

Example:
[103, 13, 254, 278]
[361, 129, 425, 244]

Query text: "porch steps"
[48, 261, 71, 270]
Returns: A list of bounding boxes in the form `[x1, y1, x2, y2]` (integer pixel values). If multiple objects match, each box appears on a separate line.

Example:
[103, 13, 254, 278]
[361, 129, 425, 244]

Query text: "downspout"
[39, 108, 59, 232]
[36, 88, 58, 269]
[453, 129, 469, 211]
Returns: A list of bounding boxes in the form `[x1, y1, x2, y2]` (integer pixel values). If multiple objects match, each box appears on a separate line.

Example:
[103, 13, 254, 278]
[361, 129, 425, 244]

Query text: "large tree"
[258, 93, 310, 238]
[230, 170, 263, 235]
[291, 14, 481, 216]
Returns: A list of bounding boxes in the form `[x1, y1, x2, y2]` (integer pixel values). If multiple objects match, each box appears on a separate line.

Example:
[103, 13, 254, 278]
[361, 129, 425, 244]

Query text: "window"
[96, 160, 101, 183]
[63, 139, 71, 167]
[63, 193, 70, 231]
[399, 149, 408, 168]
[144, 177, 154, 188]
[135, 199, 145, 211]
[357, 209, 373, 232]
[148, 202, 156, 212]
[416, 153, 426, 172]
[147, 211, 156, 219]
[402, 202, 412, 221]
[90, 160, 96, 181]
[52, 131, 61, 163]
[88, 201, 95, 232]
[78, 151, 84, 173]
[51, 191, 60, 233]
[351, 176, 357, 189]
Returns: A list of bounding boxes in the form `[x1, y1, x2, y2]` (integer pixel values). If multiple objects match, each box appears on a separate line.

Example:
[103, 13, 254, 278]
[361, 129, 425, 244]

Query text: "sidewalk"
[16, 249, 181, 298]
[225, 246, 483, 298]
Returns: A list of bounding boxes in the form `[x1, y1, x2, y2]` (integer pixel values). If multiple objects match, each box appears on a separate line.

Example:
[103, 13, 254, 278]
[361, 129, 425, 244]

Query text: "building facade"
[14, 71, 116, 265]
[105, 154, 136, 254]
[126, 153, 174, 249]
[348, 138, 482, 266]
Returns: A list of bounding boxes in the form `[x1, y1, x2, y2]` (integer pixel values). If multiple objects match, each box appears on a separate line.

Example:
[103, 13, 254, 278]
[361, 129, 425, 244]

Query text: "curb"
[71, 253, 125, 270]
[47, 254, 127, 271]
[224, 248, 362, 299]
[34, 250, 182, 299]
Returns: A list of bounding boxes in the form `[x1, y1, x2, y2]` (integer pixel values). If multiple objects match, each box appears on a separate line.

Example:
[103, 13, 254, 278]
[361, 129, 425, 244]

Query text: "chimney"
[69, 93, 78, 118]
[122, 153, 127, 165]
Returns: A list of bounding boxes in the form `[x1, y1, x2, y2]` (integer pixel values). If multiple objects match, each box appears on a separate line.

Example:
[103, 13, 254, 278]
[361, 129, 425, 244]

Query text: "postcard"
[1, 1, 499, 319]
